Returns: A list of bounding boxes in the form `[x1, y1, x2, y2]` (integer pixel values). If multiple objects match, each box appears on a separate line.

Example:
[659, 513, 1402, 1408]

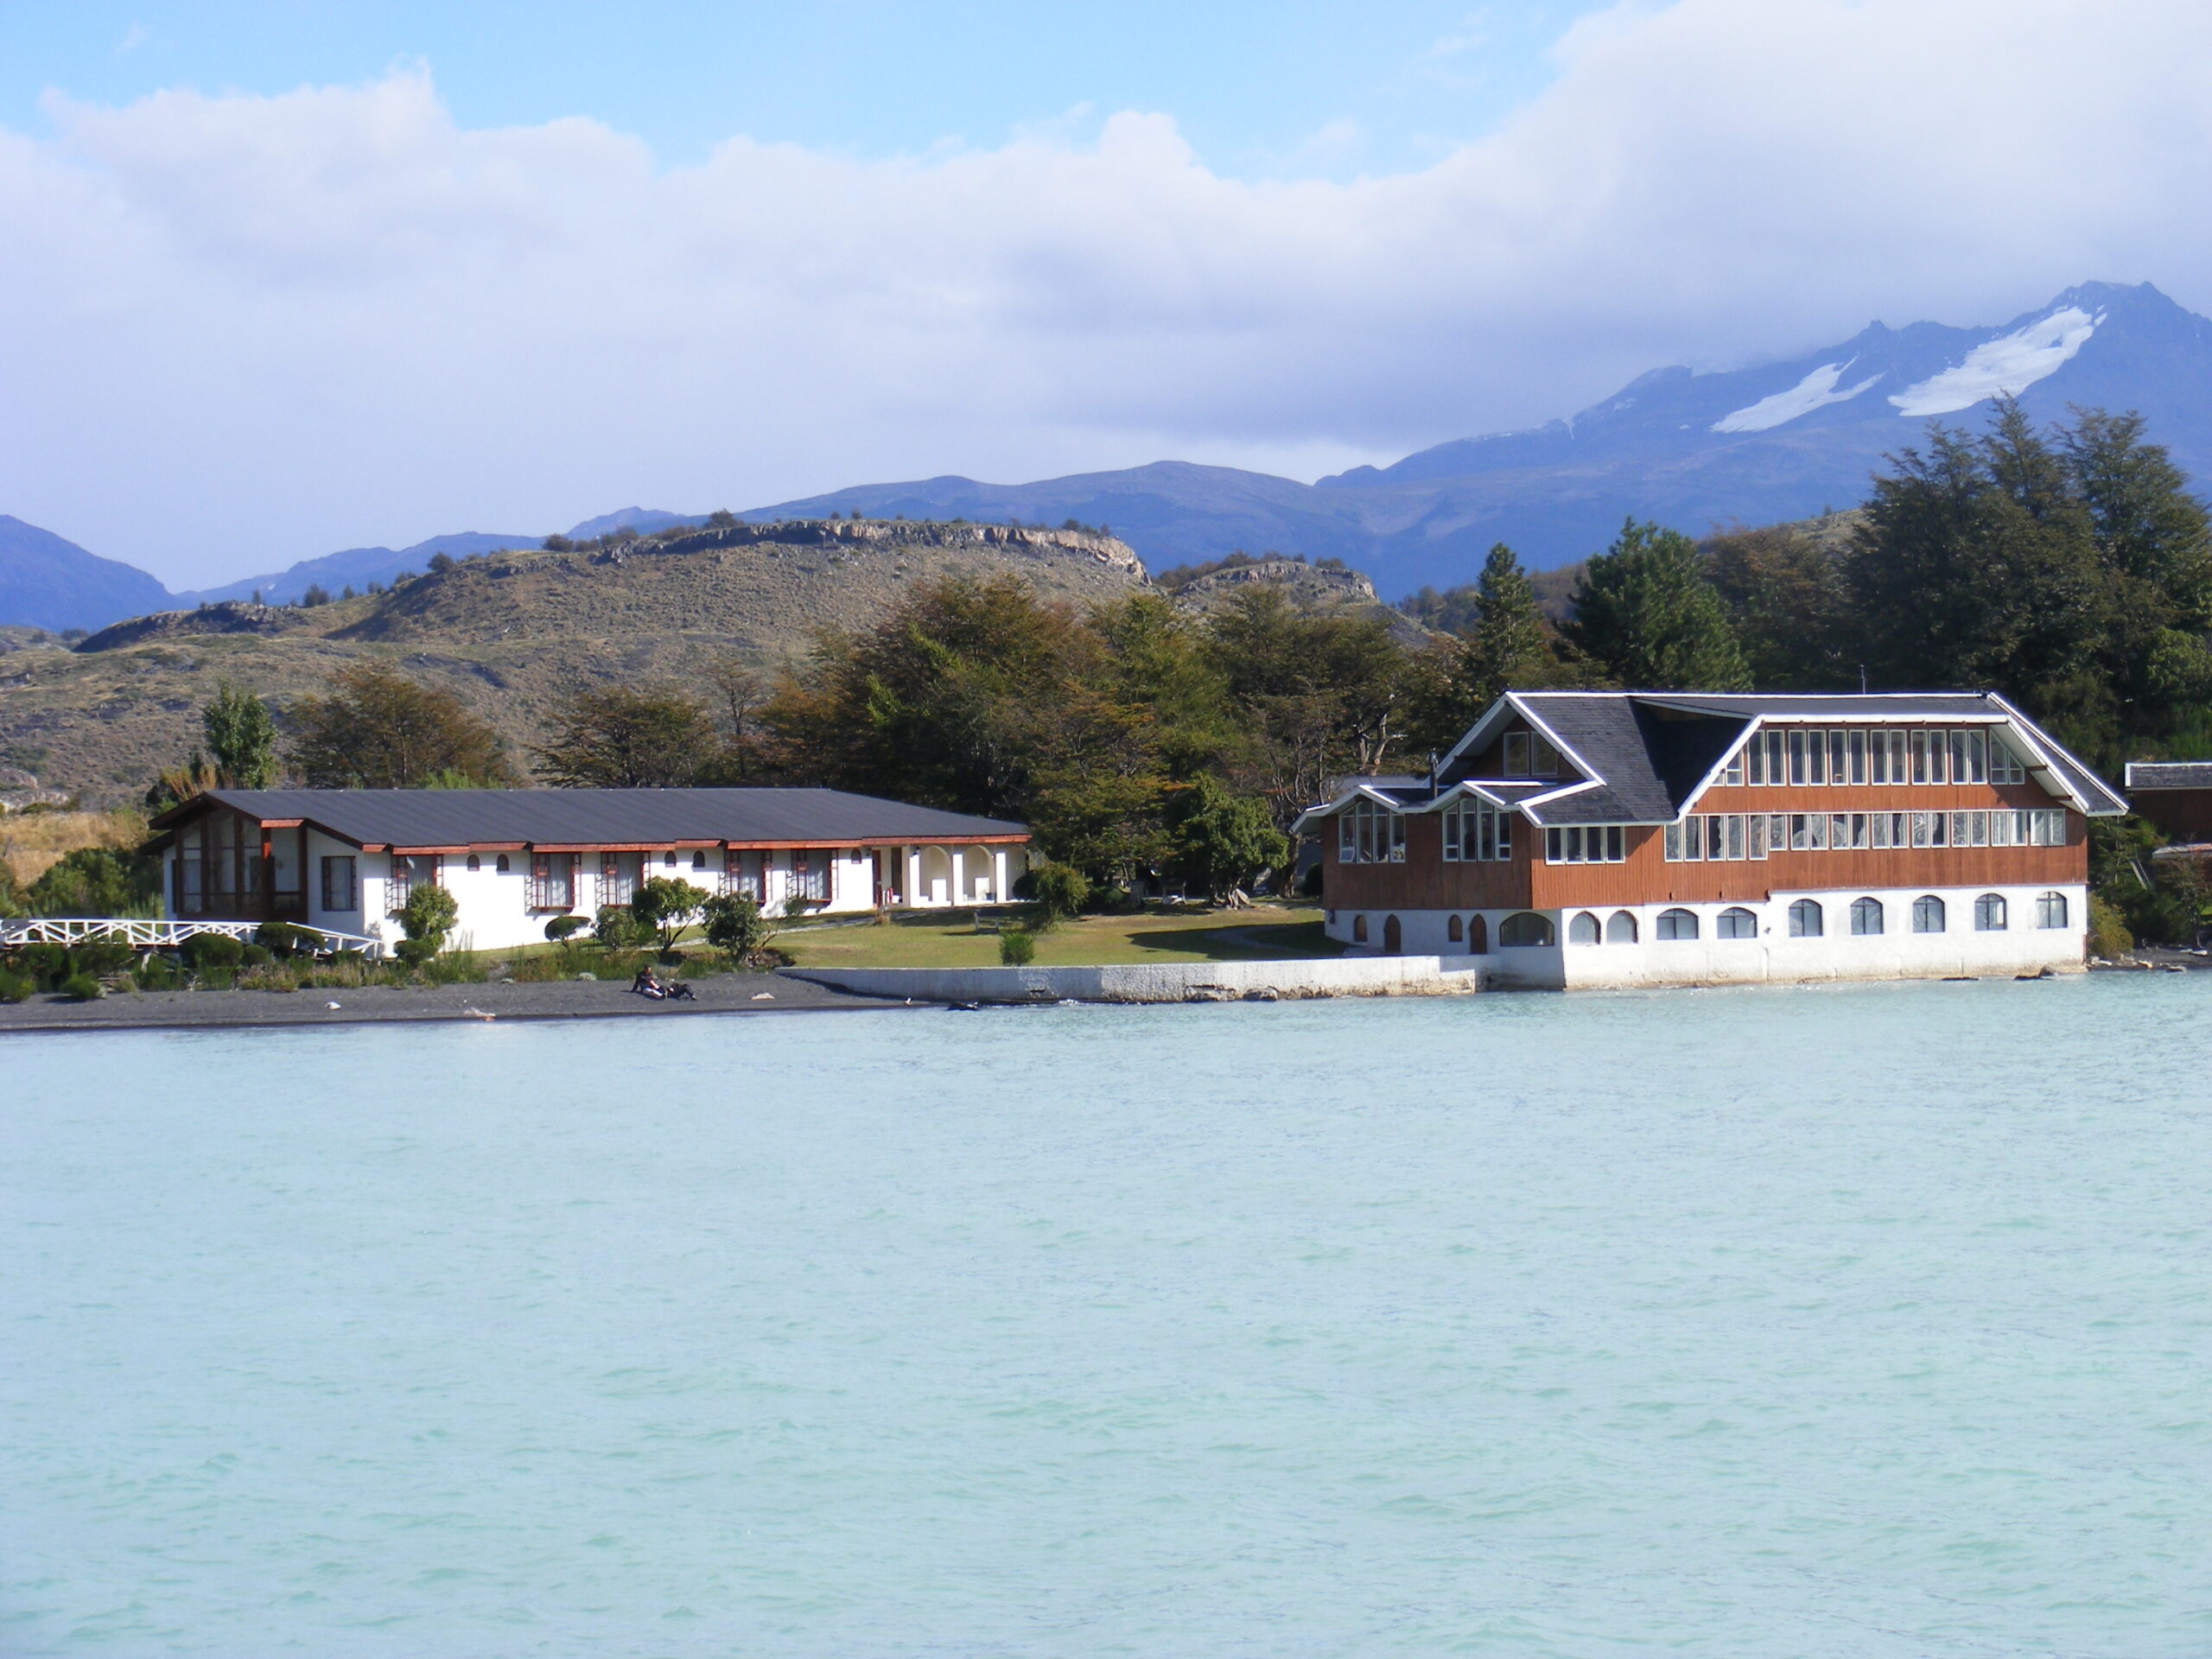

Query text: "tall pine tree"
[1462, 543, 1554, 703]
[1566, 521, 1751, 690]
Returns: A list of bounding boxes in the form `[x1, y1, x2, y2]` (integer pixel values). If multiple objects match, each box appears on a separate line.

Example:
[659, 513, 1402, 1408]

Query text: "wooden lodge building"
[1295, 691, 2125, 988]
[144, 787, 1030, 952]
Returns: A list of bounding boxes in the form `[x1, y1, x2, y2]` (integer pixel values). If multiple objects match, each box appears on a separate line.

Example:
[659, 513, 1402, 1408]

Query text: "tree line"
[143, 399, 2212, 911]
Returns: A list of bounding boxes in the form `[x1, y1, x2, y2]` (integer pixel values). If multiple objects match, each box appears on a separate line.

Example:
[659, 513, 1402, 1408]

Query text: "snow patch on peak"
[1890, 308, 2101, 418]
[1712, 359, 1882, 434]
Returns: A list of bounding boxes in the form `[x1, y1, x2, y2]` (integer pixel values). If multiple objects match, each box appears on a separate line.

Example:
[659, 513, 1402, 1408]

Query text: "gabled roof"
[145, 787, 1029, 852]
[1352, 689, 2128, 828]
[2125, 761, 2212, 791]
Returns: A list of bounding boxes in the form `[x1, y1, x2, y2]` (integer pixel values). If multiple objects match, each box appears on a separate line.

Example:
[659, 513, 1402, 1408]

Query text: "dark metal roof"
[2126, 761, 2212, 791]
[148, 787, 1028, 849]
[1630, 692, 2007, 720]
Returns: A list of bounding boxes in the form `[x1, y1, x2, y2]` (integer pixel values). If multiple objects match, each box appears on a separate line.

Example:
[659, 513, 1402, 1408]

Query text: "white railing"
[0, 917, 387, 957]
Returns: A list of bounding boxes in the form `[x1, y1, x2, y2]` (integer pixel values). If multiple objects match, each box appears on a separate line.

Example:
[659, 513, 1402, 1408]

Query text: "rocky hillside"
[1166, 557, 1438, 647]
[2, 520, 1148, 807]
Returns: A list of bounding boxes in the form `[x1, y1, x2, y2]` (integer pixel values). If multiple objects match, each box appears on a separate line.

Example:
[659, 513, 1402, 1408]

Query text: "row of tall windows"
[1668, 809, 2065, 861]
[1337, 800, 1407, 863]
[1577, 892, 2069, 941]
[1440, 799, 1513, 861]
[1726, 728, 2029, 787]
[1543, 825, 1626, 863]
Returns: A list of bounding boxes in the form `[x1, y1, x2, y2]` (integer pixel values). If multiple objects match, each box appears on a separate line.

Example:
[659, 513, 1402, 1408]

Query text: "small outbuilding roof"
[146, 787, 1029, 852]
[2124, 761, 2212, 791]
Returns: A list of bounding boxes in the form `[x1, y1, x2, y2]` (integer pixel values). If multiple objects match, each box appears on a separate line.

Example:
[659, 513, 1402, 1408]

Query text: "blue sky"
[0, 2, 1611, 179]
[0, 0, 2206, 587]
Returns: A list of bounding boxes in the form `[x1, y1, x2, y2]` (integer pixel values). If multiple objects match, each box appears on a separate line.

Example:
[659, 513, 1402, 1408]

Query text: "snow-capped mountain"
[7, 282, 2208, 629]
[742, 282, 2212, 596]
[1311, 281, 2212, 587]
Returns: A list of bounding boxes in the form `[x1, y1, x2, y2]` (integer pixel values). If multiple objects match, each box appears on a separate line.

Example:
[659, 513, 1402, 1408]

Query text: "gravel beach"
[0, 970, 918, 1033]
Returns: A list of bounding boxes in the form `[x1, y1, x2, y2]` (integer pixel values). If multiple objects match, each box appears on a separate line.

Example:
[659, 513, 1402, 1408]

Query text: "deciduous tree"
[289, 663, 515, 788]
[536, 685, 719, 788]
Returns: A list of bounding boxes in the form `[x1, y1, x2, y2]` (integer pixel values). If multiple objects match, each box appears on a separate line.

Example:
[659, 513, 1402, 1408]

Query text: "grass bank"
[0, 807, 146, 889]
[776, 902, 1342, 970]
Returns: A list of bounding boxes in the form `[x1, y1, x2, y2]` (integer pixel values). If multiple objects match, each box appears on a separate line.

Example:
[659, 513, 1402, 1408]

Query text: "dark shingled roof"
[2126, 761, 2212, 791]
[1508, 696, 1751, 823]
[1421, 690, 2126, 823]
[149, 787, 1027, 850]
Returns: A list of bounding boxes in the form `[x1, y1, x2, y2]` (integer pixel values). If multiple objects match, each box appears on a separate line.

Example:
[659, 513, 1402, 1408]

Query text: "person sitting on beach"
[632, 966, 665, 998]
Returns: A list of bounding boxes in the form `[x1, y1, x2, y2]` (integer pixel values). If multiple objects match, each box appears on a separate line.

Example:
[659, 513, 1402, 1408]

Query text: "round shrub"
[255, 922, 315, 957]
[181, 933, 245, 972]
[19, 942, 72, 988]
[0, 965, 34, 1004]
[394, 938, 440, 969]
[1015, 861, 1090, 926]
[59, 972, 104, 1001]
[238, 944, 275, 968]
[545, 915, 590, 942]
[593, 904, 646, 951]
[998, 926, 1037, 966]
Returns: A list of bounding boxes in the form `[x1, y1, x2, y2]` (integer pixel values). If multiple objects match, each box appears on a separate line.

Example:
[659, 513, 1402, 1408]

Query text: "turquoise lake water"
[3, 978, 2209, 1656]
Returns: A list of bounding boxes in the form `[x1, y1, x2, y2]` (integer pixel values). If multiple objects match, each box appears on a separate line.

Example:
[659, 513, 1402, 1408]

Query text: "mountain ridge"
[5, 279, 2209, 626]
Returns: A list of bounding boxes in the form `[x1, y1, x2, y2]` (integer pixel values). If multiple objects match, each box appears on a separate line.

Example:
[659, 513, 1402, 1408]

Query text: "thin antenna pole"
[1859, 664, 1868, 695]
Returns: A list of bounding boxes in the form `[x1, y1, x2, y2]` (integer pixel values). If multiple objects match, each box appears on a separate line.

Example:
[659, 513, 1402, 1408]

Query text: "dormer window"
[1503, 730, 1560, 778]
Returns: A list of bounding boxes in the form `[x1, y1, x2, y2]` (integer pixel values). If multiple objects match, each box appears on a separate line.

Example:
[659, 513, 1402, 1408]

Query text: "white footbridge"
[0, 917, 386, 957]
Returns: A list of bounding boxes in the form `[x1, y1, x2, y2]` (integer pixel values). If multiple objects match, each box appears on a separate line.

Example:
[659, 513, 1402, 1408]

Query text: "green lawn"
[775, 902, 1344, 969]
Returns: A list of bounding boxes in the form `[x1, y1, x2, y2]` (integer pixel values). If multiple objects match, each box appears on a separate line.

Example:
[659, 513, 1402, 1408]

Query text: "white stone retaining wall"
[781, 956, 1485, 1005]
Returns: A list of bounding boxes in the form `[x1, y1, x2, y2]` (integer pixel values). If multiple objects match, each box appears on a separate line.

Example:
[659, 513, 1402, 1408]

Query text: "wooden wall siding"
[2129, 789, 2212, 844]
[1532, 825, 2082, 908]
[1693, 780, 2060, 815]
[1323, 811, 1534, 910]
[1325, 802, 2086, 913]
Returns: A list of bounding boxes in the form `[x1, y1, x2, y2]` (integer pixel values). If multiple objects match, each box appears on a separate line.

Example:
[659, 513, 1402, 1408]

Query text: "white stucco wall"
[1326, 884, 2089, 989]
[165, 831, 1027, 951]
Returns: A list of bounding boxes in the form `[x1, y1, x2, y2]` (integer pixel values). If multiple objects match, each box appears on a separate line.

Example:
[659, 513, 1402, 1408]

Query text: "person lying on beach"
[666, 981, 696, 1001]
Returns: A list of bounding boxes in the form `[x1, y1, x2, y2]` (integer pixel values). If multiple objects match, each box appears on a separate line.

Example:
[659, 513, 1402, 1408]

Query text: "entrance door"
[1382, 914, 1402, 954]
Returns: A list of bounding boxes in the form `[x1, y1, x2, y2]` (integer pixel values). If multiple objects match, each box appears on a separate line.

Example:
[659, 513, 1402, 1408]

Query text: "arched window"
[2036, 891, 2069, 930]
[1446, 914, 1463, 944]
[1352, 915, 1368, 943]
[1850, 896, 1884, 936]
[1498, 912, 1554, 948]
[693, 849, 709, 870]
[1605, 909, 1638, 944]
[1569, 910, 1601, 944]
[1912, 894, 1946, 934]
[495, 853, 511, 873]
[1382, 914, 1402, 954]
[1656, 907, 1699, 941]
[466, 853, 481, 871]
[1974, 893, 2007, 931]
[1717, 906, 1758, 939]
[664, 849, 679, 868]
[1467, 914, 1489, 955]
[1788, 898, 1823, 938]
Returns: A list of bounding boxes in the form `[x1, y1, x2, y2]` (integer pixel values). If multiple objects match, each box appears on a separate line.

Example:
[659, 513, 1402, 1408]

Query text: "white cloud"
[3, 0, 2211, 585]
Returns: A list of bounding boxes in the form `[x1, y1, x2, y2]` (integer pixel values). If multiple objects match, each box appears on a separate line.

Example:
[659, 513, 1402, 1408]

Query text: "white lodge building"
[1295, 691, 2126, 989]
[145, 787, 1031, 952]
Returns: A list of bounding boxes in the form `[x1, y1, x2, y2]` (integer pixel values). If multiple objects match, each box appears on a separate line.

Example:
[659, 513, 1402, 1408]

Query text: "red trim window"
[530, 853, 576, 911]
